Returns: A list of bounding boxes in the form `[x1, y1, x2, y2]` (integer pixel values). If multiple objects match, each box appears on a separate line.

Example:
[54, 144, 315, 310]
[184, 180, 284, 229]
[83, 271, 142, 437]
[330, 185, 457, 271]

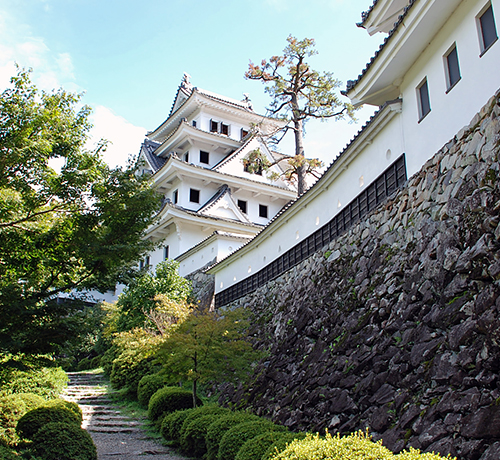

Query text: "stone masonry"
[220, 90, 500, 460]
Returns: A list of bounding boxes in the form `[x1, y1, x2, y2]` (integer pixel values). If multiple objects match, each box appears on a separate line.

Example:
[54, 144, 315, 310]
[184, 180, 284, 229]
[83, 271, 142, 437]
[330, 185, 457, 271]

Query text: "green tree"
[158, 307, 261, 407]
[245, 35, 356, 195]
[0, 68, 162, 355]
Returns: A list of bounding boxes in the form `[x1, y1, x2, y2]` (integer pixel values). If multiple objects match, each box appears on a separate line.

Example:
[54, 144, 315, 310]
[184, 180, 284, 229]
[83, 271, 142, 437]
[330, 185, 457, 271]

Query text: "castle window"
[237, 200, 247, 214]
[200, 150, 210, 164]
[220, 123, 230, 136]
[184, 152, 189, 162]
[444, 44, 461, 91]
[417, 78, 431, 122]
[173, 189, 178, 204]
[192, 120, 197, 128]
[164, 245, 169, 260]
[210, 119, 230, 135]
[259, 204, 268, 218]
[210, 120, 219, 133]
[478, 3, 498, 54]
[241, 128, 249, 140]
[190, 188, 200, 203]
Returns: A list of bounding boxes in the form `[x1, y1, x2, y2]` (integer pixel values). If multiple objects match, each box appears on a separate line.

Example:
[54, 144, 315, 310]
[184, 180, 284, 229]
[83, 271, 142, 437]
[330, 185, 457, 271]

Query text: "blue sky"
[0, 0, 384, 168]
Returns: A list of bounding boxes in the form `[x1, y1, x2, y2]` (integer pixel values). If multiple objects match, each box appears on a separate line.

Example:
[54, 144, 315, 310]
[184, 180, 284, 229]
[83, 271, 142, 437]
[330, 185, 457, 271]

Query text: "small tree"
[158, 307, 261, 407]
[245, 35, 357, 194]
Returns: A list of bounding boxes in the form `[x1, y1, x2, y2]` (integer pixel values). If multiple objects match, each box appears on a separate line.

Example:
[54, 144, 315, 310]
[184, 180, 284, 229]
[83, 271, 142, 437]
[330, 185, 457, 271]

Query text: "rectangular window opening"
[220, 123, 230, 136]
[173, 189, 178, 204]
[164, 245, 169, 260]
[184, 152, 189, 163]
[237, 200, 247, 214]
[210, 120, 219, 133]
[200, 150, 210, 164]
[190, 188, 200, 203]
[259, 204, 268, 218]
[444, 44, 461, 92]
[417, 78, 431, 122]
[241, 128, 249, 140]
[478, 3, 498, 54]
[192, 120, 197, 128]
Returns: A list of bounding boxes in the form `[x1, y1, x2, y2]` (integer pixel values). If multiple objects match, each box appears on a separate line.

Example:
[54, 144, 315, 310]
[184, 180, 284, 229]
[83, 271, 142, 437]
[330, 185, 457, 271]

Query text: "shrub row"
[148, 386, 201, 423]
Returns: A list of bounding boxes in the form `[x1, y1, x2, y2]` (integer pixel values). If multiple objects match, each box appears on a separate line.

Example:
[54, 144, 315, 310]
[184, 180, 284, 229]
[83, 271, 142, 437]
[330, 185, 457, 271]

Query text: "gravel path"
[62, 371, 187, 460]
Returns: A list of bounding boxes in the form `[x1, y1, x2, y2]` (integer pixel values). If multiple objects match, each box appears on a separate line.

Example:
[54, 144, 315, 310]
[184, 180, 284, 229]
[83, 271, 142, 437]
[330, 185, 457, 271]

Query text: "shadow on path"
[62, 370, 187, 460]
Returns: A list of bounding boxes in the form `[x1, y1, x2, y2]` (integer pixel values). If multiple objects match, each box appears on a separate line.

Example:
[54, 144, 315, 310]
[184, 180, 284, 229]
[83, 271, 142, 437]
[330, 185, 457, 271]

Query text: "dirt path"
[62, 371, 187, 460]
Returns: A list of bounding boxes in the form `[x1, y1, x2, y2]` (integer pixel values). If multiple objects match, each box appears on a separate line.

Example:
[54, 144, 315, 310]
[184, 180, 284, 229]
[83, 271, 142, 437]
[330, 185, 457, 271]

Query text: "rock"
[461, 406, 500, 438]
[480, 442, 500, 460]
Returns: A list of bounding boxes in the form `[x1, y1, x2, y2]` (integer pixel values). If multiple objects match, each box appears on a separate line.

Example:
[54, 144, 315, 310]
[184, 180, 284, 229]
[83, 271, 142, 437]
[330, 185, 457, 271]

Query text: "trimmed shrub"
[33, 422, 97, 460]
[44, 399, 83, 422]
[218, 420, 287, 460]
[0, 367, 67, 399]
[269, 431, 395, 460]
[236, 431, 308, 460]
[180, 410, 232, 457]
[0, 393, 45, 446]
[137, 373, 172, 408]
[0, 445, 18, 459]
[206, 412, 260, 460]
[396, 448, 456, 459]
[148, 387, 201, 422]
[262, 432, 308, 460]
[16, 404, 81, 440]
[110, 353, 156, 395]
[160, 409, 195, 444]
[179, 404, 230, 439]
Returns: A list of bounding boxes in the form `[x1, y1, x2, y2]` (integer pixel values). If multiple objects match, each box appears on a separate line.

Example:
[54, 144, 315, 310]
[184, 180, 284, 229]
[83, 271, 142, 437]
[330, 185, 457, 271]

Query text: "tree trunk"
[193, 379, 198, 408]
[294, 117, 307, 195]
[192, 350, 198, 407]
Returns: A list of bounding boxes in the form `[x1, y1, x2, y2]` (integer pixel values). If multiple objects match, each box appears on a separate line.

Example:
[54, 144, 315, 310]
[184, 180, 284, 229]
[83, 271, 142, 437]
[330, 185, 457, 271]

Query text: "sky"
[0, 0, 384, 169]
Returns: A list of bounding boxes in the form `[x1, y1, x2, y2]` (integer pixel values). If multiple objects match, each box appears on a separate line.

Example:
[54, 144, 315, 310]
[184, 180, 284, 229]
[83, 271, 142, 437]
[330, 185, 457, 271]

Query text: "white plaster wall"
[214, 114, 404, 293]
[197, 109, 251, 143]
[401, 0, 500, 177]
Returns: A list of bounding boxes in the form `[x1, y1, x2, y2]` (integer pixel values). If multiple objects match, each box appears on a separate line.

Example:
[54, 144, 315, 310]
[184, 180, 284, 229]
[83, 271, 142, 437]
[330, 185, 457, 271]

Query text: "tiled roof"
[358, 0, 379, 27]
[344, 0, 417, 95]
[140, 139, 164, 172]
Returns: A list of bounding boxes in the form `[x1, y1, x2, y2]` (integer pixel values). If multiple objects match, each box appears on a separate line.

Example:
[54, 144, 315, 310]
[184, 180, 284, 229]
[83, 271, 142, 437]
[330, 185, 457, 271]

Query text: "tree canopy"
[0, 69, 162, 355]
[245, 35, 356, 194]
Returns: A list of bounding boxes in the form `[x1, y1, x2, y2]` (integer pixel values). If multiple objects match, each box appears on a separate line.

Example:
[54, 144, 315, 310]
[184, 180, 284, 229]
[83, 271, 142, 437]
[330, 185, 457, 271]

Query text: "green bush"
[0, 366, 67, 399]
[33, 422, 97, 460]
[179, 404, 230, 438]
[0, 445, 18, 459]
[16, 404, 81, 440]
[269, 431, 395, 460]
[76, 356, 101, 371]
[137, 373, 172, 408]
[218, 420, 287, 460]
[0, 393, 45, 446]
[180, 409, 232, 457]
[43, 398, 83, 422]
[160, 409, 195, 444]
[206, 412, 260, 460]
[148, 387, 201, 422]
[236, 431, 308, 460]
[262, 432, 308, 460]
[396, 448, 456, 459]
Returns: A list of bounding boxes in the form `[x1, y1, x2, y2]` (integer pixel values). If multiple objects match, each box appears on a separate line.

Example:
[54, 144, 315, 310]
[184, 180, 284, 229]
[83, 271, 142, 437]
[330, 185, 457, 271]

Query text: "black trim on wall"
[215, 154, 407, 308]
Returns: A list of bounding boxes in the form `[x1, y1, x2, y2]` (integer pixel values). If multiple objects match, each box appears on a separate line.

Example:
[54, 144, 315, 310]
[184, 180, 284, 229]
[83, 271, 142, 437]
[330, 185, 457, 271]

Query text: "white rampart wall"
[214, 114, 404, 293]
[402, 0, 500, 177]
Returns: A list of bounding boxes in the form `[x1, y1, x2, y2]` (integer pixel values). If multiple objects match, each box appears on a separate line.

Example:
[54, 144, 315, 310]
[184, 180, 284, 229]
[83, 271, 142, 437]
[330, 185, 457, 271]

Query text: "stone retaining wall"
[221, 90, 500, 460]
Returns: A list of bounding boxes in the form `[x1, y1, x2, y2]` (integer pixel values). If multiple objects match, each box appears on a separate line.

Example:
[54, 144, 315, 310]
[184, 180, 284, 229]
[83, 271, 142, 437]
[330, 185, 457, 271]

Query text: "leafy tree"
[113, 260, 192, 333]
[158, 307, 262, 407]
[245, 35, 356, 194]
[0, 68, 162, 355]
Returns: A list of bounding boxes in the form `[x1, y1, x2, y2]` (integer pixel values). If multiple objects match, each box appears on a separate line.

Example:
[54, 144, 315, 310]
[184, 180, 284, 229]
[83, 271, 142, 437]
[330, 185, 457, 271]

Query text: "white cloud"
[88, 106, 146, 169]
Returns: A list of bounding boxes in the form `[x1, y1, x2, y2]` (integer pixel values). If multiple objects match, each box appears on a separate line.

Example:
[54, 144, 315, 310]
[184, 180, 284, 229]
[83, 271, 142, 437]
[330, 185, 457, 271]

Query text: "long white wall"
[402, 0, 500, 177]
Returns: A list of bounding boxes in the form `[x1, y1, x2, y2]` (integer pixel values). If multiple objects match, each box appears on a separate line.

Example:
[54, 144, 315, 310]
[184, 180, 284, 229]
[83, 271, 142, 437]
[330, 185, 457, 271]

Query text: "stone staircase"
[62, 371, 185, 460]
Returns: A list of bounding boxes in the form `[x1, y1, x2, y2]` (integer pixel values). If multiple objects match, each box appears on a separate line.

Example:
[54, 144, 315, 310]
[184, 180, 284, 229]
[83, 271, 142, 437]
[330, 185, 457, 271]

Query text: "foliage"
[160, 408, 195, 444]
[180, 412, 229, 457]
[218, 420, 287, 460]
[43, 398, 83, 421]
[395, 448, 456, 459]
[109, 328, 162, 395]
[16, 404, 81, 440]
[0, 393, 44, 446]
[0, 68, 161, 356]
[158, 306, 262, 404]
[205, 412, 261, 460]
[179, 404, 230, 436]
[245, 36, 356, 194]
[137, 373, 173, 408]
[269, 430, 395, 460]
[114, 260, 192, 333]
[0, 359, 67, 399]
[76, 355, 102, 371]
[32, 421, 97, 460]
[262, 432, 308, 460]
[0, 445, 18, 459]
[236, 431, 307, 460]
[148, 387, 201, 423]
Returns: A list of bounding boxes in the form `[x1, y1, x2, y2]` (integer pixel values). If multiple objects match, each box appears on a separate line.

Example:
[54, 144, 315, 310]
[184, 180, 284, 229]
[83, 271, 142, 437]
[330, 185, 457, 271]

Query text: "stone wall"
[221, 90, 500, 460]
[186, 258, 215, 310]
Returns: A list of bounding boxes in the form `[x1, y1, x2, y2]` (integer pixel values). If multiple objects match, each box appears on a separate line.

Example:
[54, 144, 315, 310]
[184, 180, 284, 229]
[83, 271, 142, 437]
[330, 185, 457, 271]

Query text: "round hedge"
[179, 405, 230, 440]
[44, 399, 83, 422]
[148, 387, 201, 422]
[206, 412, 260, 460]
[236, 431, 305, 460]
[16, 404, 81, 440]
[33, 422, 97, 460]
[269, 431, 395, 460]
[0, 445, 18, 459]
[261, 432, 308, 460]
[160, 409, 195, 444]
[218, 420, 287, 460]
[180, 412, 231, 457]
[137, 374, 171, 408]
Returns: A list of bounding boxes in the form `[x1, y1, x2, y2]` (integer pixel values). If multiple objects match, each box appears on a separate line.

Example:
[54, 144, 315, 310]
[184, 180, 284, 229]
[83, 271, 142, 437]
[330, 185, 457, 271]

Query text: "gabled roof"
[198, 185, 252, 223]
[357, 0, 408, 34]
[139, 139, 164, 172]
